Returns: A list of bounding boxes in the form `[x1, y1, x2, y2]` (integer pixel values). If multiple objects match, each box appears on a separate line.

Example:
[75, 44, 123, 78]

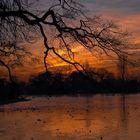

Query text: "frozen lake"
[0, 94, 140, 140]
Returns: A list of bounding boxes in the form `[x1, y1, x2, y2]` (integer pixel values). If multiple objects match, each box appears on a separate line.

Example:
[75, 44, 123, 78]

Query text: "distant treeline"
[0, 70, 140, 99]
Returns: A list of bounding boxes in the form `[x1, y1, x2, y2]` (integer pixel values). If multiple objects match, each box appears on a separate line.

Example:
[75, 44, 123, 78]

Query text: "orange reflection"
[1, 95, 139, 140]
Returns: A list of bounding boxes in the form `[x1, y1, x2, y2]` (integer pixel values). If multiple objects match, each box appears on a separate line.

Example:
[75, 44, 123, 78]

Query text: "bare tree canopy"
[0, 0, 129, 82]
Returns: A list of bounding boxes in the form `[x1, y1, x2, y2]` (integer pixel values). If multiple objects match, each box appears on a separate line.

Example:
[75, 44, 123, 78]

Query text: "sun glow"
[0, 1, 140, 81]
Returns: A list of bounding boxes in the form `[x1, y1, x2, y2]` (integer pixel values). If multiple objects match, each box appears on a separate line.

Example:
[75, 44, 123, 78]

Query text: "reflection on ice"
[0, 94, 140, 140]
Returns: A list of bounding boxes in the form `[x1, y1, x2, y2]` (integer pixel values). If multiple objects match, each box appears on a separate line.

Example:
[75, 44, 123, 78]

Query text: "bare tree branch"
[0, 0, 130, 81]
[0, 59, 13, 82]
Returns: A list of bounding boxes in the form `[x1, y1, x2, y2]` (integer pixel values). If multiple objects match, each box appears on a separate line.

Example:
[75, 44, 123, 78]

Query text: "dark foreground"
[0, 94, 140, 140]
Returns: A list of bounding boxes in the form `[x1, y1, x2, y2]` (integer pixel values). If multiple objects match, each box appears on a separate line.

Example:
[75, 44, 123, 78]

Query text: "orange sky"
[1, 0, 140, 81]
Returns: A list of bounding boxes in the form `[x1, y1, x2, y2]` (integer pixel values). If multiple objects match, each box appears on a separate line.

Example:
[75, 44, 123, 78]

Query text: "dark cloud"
[81, 0, 140, 14]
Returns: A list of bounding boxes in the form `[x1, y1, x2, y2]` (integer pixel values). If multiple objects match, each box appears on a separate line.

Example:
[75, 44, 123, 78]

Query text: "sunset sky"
[1, 0, 140, 81]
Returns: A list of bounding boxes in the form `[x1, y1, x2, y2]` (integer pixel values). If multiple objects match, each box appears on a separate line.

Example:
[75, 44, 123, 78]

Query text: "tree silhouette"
[0, 0, 129, 82]
[117, 54, 128, 80]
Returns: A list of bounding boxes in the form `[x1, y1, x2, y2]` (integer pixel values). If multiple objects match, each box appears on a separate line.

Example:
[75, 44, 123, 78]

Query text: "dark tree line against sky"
[0, 0, 130, 82]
